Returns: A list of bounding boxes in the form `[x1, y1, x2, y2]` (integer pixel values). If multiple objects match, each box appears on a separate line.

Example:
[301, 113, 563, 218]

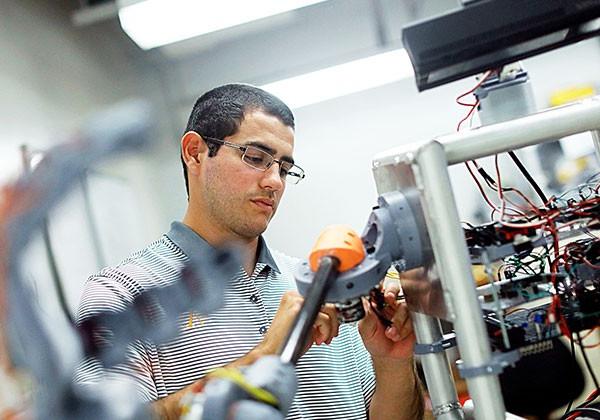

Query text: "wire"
[465, 161, 499, 213]
[473, 158, 542, 215]
[456, 70, 494, 108]
[577, 331, 600, 390]
[456, 100, 480, 132]
[206, 367, 279, 406]
[507, 151, 550, 206]
[457, 69, 553, 222]
[455, 70, 493, 132]
[41, 220, 74, 325]
[565, 407, 600, 420]
[495, 155, 507, 221]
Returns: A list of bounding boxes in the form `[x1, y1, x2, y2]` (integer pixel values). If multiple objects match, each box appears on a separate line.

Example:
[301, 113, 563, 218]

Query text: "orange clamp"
[309, 225, 365, 273]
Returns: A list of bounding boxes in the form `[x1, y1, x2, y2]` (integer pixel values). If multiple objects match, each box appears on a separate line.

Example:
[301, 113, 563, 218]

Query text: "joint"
[414, 333, 456, 355]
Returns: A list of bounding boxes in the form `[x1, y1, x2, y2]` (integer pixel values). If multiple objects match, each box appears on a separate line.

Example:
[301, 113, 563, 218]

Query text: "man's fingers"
[387, 303, 413, 341]
[313, 310, 338, 345]
[383, 276, 401, 301]
[358, 297, 381, 342]
[321, 304, 340, 340]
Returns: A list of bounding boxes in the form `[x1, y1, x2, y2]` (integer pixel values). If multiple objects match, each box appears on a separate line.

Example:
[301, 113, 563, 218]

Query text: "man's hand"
[152, 290, 339, 419]
[358, 278, 415, 360]
[256, 290, 340, 357]
[358, 273, 424, 420]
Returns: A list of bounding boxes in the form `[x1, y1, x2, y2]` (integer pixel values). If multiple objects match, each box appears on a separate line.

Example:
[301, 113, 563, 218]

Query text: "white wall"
[0, 0, 169, 337]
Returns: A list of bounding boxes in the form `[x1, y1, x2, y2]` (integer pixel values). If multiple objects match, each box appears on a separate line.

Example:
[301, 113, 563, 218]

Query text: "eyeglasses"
[202, 136, 306, 185]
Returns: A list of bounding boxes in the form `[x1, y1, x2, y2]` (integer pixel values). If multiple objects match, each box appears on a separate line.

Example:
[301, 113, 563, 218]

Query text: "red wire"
[455, 70, 493, 132]
[464, 161, 499, 212]
[457, 71, 545, 220]
[455, 69, 494, 108]
[456, 100, 480, 132]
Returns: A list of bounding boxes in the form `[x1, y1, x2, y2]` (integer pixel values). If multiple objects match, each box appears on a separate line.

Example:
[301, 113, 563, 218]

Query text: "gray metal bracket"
[414, 333, 457, 355]
[456, 350, 520, 378]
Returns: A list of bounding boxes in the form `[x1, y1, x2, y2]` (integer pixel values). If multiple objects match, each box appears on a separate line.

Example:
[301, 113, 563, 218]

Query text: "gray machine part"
[231, 401, 285, 420]
[476, 65, 537, 126]
[200, 356, 297, 420]
[295, 190, 429, 305]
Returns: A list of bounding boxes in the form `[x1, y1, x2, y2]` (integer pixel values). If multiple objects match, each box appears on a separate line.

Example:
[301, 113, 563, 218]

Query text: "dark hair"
[181, 83, 295, 196]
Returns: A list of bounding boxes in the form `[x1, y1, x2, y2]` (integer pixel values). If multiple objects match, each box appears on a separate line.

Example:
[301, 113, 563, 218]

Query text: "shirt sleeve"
[74, 270, 159, 401]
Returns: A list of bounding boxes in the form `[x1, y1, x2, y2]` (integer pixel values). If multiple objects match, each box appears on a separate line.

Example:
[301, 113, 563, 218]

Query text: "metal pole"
[20, 145, 74, 324]
[412, 312, 463, 420]
[592, 130, 600, 165]
[415, 141, 505, 420]
[80, 175, 107, 269]
[279, 256, 340, 365]
[440, 96, 600, 165]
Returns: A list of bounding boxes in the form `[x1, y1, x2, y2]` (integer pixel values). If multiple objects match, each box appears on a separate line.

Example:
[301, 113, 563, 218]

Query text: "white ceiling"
[71, 0, 460, 105]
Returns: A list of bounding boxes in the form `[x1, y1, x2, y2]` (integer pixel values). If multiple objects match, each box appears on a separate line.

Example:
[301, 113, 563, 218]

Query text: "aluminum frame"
[370, 96, 600, 419]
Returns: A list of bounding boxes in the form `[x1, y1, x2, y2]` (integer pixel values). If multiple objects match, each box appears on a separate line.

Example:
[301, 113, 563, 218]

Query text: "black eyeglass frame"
[201, 136, 306, 184]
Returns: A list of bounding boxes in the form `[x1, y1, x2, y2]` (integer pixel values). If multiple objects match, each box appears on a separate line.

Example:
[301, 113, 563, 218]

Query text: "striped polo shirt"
[75, 222, 376, 419]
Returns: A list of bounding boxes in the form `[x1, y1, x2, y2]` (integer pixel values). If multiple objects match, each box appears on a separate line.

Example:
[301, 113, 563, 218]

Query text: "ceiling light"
[261, 49, 414, 109]
[117, 0, 328, 50]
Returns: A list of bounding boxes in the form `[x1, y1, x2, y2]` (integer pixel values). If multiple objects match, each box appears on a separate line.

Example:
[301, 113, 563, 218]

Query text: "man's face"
[198, 110, 295, 241]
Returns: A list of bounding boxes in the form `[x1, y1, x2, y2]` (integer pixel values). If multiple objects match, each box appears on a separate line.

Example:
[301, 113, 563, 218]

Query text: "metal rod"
[592, 130, 600, 165]
[412, 312, 464, 420]
[439, 97, 600, 165]
[80, 174, 107, 269]
[279, 256, 340, 365]
[20, 145, 74, 324]
[415, 141, 505, 419]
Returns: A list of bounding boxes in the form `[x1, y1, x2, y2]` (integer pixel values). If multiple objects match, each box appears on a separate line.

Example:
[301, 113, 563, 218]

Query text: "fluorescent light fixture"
[261, 49, 414, 109]
[118, 0, 328, 50]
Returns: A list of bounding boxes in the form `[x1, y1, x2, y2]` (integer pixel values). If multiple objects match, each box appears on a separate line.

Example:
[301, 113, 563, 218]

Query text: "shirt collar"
[165, 221, 280, 274]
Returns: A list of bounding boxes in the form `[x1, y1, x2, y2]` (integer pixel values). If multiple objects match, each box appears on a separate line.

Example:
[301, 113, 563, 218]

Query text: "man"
[76, 84, 423, 419]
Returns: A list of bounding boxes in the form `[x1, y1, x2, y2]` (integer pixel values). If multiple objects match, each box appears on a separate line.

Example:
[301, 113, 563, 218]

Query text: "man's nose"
[261, 162, 284, 190]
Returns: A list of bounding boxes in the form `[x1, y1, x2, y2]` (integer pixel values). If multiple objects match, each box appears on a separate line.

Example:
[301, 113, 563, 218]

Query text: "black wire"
[478, 166, 500, 188]
[475, 159, 549, 220]
[508, 151, 549, 206]
[577, 331, 600, 390]
[562, 407, 600, 419]
[42, 219, 75, 325]
[564, 332, 577, 416]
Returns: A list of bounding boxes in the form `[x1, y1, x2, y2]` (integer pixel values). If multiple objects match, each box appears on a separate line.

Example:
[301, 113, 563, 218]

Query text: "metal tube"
[279, 256, 340, 365]
[20, 145, 74, 324]
[412, 312, 463, 420]
[441, 97, 600, 165]
[592, 130, 600, 165]
[415, 141, 505, 419]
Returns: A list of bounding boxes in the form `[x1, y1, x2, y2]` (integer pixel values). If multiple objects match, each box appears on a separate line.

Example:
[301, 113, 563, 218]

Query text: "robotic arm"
[295, 190, 430, 322]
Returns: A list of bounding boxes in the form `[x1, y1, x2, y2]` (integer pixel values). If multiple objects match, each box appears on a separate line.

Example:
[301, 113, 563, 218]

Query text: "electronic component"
[465, 221, 544, 262]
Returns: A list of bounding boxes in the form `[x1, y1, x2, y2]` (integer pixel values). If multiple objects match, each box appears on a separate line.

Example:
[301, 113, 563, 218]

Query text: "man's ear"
[181, 131, 207, 175]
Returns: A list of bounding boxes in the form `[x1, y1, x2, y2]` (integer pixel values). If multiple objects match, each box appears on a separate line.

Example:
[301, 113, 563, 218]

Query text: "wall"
[0, 0, 170, 353]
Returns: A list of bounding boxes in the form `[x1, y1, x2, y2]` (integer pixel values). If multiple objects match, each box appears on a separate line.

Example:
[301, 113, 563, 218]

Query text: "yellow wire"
[207, 367, 279, 407]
